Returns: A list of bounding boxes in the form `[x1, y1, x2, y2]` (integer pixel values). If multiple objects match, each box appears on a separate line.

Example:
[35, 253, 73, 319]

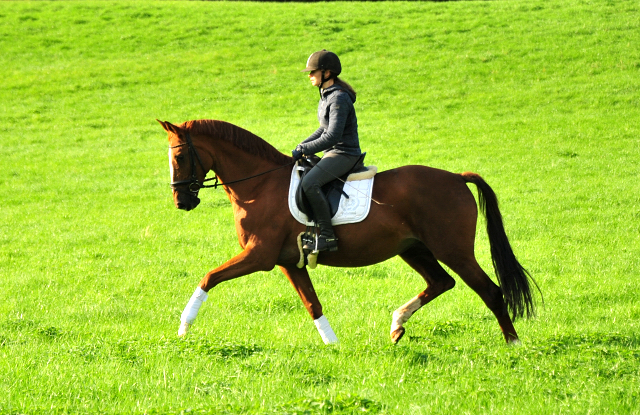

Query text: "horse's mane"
[181, 119, 291, 165]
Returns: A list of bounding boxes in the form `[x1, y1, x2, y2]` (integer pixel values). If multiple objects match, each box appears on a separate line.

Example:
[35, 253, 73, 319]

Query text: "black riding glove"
[291, 146, 303, 161]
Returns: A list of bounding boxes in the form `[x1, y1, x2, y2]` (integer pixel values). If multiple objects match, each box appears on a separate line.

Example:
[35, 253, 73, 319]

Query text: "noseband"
[169, 132, 295, 194]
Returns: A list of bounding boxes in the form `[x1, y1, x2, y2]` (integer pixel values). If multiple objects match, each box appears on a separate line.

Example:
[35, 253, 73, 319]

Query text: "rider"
[292, 50, 362, 252]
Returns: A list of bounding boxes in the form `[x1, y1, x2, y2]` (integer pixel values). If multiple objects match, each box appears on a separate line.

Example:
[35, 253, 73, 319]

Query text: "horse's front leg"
[279, 265, 338, 345]
[178, 246, 275, 336]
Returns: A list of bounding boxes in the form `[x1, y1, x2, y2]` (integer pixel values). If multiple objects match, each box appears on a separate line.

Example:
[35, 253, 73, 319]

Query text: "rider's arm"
[298, 93, 351, 155]
[300, 127, 324, 146]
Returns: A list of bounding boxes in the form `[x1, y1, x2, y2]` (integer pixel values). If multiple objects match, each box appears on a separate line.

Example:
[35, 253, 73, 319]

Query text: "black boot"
[303, 186, 338, 252]
[314, 234, 338, 252]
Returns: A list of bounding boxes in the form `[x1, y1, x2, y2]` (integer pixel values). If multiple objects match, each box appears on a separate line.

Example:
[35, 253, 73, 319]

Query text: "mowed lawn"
[1, 1, 639, 414]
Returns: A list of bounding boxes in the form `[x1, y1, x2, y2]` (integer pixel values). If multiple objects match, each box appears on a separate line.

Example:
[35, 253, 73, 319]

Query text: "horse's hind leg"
[392, 243, 456, 343]
[443, 256, 519, 344]
[279, 265, 338, 345]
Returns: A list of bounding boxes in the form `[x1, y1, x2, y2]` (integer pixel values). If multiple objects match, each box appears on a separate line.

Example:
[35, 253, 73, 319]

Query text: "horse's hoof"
[507, 338, 522, 346]
[390, 327, 405, 344]
[178, 322, 191, 337]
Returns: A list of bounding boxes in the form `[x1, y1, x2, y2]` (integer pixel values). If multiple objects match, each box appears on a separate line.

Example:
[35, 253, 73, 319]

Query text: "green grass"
[1, 0, 639, 413]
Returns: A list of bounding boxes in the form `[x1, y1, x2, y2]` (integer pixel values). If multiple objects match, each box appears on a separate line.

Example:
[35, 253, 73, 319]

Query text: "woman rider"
[291, 50, 362, 252]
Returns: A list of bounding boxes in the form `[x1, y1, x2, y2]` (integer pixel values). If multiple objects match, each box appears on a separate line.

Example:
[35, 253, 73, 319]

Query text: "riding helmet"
[301, 50, 342, 76]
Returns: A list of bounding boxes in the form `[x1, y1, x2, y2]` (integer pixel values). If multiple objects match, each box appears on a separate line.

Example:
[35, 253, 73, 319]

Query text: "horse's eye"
[176, 155, 185, 162]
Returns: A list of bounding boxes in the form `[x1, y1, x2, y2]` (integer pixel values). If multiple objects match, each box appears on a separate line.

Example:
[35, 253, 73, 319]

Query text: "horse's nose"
[175, 193, 199, 211]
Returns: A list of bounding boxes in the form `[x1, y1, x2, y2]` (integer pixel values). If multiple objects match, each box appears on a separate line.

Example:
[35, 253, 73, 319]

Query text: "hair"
[333, 76, 356, 98]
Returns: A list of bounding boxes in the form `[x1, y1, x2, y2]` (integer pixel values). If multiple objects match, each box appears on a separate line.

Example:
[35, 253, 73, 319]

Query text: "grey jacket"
[298, 84, 361, 156]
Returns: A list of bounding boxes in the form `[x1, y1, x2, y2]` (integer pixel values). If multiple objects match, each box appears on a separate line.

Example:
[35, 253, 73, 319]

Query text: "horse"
[158, 118, 539, 345]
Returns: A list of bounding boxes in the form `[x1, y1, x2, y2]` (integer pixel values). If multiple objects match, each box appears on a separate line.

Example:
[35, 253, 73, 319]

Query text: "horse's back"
[370, 165, 478, 251]
[373, 164, 474, 206]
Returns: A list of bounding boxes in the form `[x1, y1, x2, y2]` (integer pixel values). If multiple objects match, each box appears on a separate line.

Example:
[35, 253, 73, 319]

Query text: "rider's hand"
[291, 146, 303, 161]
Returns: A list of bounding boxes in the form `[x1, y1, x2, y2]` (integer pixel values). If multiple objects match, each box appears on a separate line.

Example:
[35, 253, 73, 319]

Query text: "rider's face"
[309, 69, 330, 87]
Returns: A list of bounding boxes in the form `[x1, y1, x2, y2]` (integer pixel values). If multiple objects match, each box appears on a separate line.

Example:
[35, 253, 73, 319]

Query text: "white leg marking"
[314, 315, 339, 344]
[178, 287, 208, 336]
[390, 295, 423, 335]
[178, 322, 191, 337]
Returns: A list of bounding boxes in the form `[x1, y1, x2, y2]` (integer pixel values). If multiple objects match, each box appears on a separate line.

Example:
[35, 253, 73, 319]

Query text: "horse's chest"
[232, 208, 250, 244]
[233, 205, 270, 247]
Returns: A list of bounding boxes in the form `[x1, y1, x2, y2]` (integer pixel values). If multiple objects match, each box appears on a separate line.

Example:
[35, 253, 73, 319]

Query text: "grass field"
[1, 0, 639, 413]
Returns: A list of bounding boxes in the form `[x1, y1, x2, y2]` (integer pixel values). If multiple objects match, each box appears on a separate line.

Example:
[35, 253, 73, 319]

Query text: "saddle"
[290, 154, 377, 269]
[294, 153, 368, 220]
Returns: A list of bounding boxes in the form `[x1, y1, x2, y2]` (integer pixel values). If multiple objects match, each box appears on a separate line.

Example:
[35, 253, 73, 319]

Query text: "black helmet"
[301, 50, 341, 76]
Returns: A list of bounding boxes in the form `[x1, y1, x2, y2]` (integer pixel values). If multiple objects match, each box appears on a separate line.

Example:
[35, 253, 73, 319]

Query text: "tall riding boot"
[303, 186, 338, 252]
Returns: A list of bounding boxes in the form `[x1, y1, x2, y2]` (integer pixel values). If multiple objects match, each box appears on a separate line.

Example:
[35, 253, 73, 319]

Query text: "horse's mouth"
[177, 202, 196, 211]
[175, 192, 201, 211]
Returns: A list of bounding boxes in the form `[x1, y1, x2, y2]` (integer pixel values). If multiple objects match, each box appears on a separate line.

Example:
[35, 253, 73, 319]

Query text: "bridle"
[169, 132, 217, 195]
[169, 132, 294, 195]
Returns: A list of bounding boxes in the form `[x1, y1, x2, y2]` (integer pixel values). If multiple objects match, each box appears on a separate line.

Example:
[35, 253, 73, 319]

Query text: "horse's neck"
[203, 136, 284, 201]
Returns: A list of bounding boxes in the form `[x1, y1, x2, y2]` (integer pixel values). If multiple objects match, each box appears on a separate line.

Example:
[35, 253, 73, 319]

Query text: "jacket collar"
[321, 84, 343, 98]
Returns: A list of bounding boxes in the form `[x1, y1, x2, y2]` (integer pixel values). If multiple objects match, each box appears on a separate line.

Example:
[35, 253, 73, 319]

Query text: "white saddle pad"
[288, 164, 376, 226]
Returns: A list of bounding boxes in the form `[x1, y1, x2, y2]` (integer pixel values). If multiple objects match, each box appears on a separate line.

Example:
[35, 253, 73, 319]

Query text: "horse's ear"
[156, 119, 169, 132]
[156, 119, 180, 135]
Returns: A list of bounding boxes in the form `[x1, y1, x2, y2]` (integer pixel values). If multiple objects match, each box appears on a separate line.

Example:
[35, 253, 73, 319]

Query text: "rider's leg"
[301, 152, 360, 251]
[304, 182, 335, 239]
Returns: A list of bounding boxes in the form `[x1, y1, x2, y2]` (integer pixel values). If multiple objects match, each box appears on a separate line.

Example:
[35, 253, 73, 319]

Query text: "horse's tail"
[461, 171, 540, 320]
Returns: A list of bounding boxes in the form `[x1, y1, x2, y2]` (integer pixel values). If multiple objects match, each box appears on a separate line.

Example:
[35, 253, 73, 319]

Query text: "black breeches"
[301, 152, 360, 234]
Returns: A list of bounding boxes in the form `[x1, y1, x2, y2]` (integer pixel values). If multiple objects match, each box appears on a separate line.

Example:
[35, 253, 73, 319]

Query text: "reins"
[169, 133, 389, 209]
[170, 132, 294, 193]
[205, 162, 295, 190]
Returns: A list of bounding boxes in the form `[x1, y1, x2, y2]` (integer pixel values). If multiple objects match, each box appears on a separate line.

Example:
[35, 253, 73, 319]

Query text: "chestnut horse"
[158, 119, 538, 345]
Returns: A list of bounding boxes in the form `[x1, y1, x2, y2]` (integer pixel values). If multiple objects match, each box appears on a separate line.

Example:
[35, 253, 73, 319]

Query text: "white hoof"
[178, 322, 191, 337]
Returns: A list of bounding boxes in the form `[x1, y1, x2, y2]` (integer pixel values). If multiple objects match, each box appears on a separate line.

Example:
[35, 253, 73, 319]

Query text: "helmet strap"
[318, 70, 332, 98]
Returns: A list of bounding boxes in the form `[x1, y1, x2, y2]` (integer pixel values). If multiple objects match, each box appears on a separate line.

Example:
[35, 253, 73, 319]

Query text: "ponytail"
[334, 76, 356, 98]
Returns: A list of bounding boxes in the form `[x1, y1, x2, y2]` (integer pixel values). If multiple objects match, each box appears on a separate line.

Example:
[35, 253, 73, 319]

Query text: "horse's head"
[157, 120, 210, 211]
